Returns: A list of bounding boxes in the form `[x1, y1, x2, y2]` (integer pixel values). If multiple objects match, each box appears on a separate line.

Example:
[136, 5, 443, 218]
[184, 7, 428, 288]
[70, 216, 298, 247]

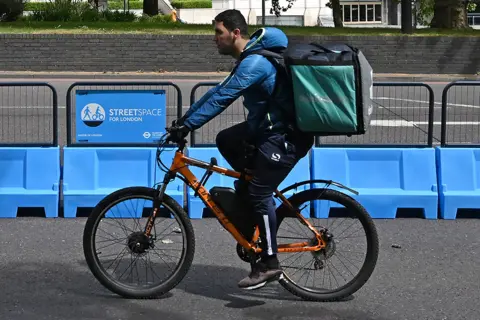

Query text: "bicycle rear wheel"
[83, 186, 195, 299]
[275, 188, 379, 302]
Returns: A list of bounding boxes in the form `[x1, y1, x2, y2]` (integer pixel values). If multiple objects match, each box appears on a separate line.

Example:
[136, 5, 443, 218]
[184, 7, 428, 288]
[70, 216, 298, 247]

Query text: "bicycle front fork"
[144, 171, 176, 237]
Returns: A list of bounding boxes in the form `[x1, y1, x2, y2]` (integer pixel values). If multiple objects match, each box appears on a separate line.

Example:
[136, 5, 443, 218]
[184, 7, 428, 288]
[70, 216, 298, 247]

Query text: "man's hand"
[167, 125, 190, 143]
[171, 116, 186, 128]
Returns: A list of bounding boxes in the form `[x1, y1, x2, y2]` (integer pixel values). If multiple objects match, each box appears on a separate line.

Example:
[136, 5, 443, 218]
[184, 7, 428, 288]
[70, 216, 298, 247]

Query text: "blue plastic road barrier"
[310, 147, 438, 219]
[274, 152, 311, 218]
[186, 147, 311, 219]
[62, 147, 183, 218]
[436, 147, 480, 219]
[0, 147, 60, 218]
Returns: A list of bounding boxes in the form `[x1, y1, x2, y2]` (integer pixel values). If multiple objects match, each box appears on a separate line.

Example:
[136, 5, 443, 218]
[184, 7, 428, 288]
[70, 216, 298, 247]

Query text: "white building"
[177, 0, 400, 27]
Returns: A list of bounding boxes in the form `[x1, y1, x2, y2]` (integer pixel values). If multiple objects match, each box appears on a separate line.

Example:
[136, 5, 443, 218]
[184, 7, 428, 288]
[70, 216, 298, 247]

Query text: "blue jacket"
[183, 27, 292, 142]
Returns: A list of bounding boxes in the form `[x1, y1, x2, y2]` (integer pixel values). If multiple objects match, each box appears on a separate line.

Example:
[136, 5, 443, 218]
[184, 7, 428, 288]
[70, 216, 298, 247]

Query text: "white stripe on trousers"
[263, 214, 273, 255]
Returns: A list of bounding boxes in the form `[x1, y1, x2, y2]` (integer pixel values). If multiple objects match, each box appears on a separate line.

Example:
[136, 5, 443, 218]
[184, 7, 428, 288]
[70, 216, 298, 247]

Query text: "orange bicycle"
[83, 130, 379, 301]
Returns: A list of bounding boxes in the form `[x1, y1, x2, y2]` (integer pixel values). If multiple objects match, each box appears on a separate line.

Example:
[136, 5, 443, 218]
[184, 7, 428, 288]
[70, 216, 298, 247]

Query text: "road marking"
[0, 98, 477, 110]
[372, 120, 480, 127]
[0, 105, 184, 110]
[0, 106, 65, 109]
[375, 97, 480, 109]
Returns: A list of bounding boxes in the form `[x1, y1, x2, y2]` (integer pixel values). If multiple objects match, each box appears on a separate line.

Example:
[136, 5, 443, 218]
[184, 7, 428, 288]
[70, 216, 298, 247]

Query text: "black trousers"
[215, 121, 314, 259]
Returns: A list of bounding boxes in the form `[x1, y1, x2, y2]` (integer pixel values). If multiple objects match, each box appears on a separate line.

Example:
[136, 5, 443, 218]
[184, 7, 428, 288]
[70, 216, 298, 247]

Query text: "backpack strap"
[238, 49, 298, 135]
[247, 49, 298, 133]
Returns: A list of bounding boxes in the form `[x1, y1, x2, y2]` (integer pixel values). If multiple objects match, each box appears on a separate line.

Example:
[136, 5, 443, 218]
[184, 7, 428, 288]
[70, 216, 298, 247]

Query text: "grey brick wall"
[0, 34, 479, 74]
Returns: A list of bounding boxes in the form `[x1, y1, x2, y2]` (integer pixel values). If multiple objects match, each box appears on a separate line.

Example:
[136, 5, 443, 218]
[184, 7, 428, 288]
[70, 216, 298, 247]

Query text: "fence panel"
[63, 81, 183, 217]
[66, 81, 182, 147]
[316, 82, 435, 147]
[0, 82, 59, 218]
[440, 80, 480, 147]
[189, 82, 245, 146]
[190, 82, 435, 147]
[0, 82, 58, 147]
[436, 81, 480, 220]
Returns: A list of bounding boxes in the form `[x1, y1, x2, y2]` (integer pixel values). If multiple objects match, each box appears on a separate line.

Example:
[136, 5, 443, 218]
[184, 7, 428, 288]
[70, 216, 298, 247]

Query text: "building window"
[341, 3, 382, 23]
[256, 15, 304, 26]
[468, 14, 480, 26]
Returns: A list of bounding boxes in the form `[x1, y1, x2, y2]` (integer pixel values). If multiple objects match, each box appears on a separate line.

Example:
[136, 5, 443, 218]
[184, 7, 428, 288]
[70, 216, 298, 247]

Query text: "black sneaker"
[237, 261, 283, 290]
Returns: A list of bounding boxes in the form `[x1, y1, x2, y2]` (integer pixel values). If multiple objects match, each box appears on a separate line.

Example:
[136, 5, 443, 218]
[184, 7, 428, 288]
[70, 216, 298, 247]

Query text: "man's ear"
[232, 28, 241, 39]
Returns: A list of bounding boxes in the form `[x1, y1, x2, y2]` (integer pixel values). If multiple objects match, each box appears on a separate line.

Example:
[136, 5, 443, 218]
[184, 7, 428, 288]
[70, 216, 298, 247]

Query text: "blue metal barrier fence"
[0, 79, 478, 220]
[0, 82, 60, 218]
[62, 81, 184, 217]
[437, 80, 480, 219]
[187, 81, 438, 219]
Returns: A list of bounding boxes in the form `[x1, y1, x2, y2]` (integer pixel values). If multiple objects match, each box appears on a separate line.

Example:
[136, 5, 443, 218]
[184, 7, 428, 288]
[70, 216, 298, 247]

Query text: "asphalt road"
[0, 77, 478, 147]
[0, 217, 479, 320]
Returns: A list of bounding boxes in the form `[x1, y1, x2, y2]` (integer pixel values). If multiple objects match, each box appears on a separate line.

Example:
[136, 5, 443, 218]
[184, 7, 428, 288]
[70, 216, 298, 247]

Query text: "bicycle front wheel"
[275, 188, 379, 302]
[83, 186, 195, 299]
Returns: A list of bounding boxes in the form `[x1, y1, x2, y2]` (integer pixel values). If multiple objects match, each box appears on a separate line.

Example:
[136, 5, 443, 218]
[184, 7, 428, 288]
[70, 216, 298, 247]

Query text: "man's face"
[214, 21, 238, 56]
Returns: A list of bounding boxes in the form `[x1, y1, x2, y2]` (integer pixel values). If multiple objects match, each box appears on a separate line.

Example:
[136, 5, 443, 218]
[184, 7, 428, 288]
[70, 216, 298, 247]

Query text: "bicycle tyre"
[83, 186, 195, 299]
[275, 188, 379, 302]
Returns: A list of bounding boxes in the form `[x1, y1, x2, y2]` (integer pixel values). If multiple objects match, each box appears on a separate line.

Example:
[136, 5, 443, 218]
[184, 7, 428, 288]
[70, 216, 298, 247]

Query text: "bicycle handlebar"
[161, 126, 188, 152]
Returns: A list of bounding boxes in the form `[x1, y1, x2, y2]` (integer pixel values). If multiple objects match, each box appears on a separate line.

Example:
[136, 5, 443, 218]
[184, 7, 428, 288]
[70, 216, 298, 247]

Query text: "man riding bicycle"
[168, 9, 314, 290]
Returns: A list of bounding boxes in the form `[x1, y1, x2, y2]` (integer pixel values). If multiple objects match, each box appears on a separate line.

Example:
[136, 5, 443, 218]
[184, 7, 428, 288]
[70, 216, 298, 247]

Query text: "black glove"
[172, 115, 187, 127]
[168, 125, 190, 143]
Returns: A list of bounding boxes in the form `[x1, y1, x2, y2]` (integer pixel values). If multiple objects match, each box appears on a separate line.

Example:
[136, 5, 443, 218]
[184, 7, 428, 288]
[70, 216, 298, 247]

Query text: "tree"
[143, 0, 159, 15]
[0, 0, 25, 21]
[430, 0, 471, 28]
[326, 0, 344, 27]
[270, 0, 296, 16]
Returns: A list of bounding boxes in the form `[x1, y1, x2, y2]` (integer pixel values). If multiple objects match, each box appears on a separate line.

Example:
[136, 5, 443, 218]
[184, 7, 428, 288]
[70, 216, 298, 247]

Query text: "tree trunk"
[331, 0, 344, 27]
[143, 0, 159, 16]
[430, 0, 470, 28]
[97, 0, 107, 11]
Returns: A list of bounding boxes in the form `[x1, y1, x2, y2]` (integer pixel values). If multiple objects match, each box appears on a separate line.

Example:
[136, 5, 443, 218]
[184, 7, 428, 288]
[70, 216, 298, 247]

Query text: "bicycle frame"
[146, 140, 327, 255]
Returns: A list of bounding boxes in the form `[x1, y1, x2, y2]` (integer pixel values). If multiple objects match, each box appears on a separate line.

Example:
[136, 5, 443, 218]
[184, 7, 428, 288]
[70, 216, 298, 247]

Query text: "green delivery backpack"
[245, 42, 374, 136]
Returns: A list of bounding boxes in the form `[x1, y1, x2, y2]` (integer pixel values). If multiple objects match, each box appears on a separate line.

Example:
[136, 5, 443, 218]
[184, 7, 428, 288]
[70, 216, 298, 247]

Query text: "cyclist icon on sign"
[92, 106, 105, 121]
[81, 103, 105, 127]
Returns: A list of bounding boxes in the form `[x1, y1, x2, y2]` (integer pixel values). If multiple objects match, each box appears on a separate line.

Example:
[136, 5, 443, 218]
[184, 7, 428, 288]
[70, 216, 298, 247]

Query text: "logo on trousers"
[271, 153, 281, 162]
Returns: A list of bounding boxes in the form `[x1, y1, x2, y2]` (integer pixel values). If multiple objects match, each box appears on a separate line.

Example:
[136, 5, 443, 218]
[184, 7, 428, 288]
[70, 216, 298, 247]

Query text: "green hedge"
[25, 1, 143, 11]
[109, 1, 142, 9]
[24, 2, 46, 11]
[170, 0, 211, 8]
[25, 0, 212, 11]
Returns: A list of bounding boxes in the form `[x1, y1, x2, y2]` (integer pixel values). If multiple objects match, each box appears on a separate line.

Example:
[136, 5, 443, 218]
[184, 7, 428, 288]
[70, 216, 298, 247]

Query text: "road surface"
[0, 217, 478, 320]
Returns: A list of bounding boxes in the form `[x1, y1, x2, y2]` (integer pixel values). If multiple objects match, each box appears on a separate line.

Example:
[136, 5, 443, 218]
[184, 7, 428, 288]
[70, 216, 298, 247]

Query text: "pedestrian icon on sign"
[81, 103, 105, 127]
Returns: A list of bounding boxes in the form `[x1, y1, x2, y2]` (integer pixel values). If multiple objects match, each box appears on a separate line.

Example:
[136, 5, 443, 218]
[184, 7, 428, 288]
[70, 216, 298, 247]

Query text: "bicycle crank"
[236, 243, 260, 263]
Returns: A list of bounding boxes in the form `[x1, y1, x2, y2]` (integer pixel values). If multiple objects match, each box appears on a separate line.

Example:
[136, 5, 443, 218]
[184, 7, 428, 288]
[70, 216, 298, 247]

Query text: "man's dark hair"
[214, 9, 249, 38]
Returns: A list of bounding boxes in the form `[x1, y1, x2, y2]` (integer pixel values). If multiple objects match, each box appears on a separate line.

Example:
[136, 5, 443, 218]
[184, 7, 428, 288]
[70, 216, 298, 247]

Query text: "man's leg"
[237, 133, 310, 290]
[215, 121, 255, 194]
[215, 121, 250, 173]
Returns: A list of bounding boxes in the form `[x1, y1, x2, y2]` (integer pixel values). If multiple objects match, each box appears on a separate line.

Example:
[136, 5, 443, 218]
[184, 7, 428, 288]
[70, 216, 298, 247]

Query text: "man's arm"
[183, 55, 270, 131]
[183, 85, 219, 119]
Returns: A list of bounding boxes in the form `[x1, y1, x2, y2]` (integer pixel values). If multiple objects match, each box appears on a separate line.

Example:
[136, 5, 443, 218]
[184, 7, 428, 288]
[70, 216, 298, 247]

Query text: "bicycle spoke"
[90, 193, 187, 290]
[276, 194, 373, 295]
